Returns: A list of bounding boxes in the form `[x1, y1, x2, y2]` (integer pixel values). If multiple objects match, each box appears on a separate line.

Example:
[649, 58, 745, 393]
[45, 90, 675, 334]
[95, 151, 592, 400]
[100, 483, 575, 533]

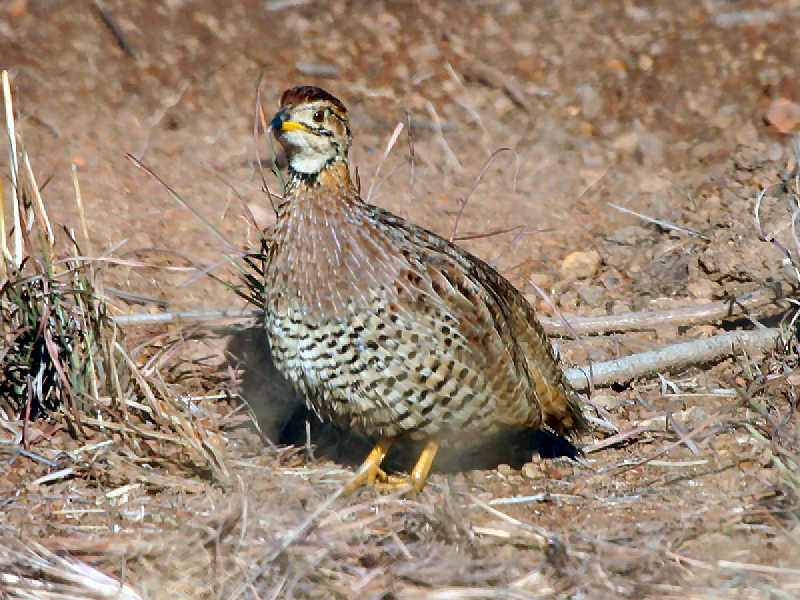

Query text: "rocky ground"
[1, 1, 799, 598]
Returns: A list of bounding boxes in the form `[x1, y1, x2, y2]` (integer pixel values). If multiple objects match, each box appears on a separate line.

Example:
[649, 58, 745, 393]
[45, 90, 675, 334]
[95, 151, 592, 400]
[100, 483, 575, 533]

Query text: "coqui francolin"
[263, 86, 585, 492]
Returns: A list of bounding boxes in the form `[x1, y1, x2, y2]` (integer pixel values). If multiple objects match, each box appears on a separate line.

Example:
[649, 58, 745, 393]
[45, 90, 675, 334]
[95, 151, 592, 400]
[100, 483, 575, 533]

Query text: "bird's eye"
[312, 110, 325, 123]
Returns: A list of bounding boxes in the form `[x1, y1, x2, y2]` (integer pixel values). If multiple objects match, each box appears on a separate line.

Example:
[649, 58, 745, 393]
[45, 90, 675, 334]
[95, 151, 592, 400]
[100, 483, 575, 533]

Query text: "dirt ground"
[1, 0, 799, 598]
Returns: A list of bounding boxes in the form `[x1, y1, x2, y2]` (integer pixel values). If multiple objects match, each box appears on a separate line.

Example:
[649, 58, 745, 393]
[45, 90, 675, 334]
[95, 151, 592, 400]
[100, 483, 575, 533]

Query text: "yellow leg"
[409, 439, 439, 491]
[344, 437, 440, 493]
[344, 436, 393, 493]
[378, 439, 440, 492]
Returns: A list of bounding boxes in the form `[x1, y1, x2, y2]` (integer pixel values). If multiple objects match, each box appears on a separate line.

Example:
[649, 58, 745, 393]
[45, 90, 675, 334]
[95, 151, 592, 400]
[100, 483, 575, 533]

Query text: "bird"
[263, 85, 585, 492]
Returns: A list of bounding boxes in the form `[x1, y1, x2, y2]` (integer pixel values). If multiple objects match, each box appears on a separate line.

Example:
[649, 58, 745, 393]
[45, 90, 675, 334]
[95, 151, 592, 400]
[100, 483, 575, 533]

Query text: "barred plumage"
[264, 86, 585, 491]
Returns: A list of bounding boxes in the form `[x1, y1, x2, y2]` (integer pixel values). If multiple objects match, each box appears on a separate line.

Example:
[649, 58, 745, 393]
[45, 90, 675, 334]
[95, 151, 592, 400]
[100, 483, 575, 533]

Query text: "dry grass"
[1, 70, 799, 600]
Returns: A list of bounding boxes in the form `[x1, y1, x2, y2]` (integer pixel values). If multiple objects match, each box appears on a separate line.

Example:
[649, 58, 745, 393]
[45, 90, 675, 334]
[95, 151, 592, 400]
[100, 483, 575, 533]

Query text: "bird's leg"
[345, 438, 440, 493]
[377, 439, 441, 492]
[409, 439, 439, 491]
[344, 436, 394, 493]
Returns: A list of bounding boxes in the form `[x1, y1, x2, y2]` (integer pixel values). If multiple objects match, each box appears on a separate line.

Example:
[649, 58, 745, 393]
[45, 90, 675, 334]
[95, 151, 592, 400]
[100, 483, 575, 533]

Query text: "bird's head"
[271, 86, 352, 178]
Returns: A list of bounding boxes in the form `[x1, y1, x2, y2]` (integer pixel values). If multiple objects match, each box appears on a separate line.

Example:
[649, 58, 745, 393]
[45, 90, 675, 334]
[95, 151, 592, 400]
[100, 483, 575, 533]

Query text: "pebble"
[560, 250, 601, 280]
[598, 267, 624, 291]
[593, 393, 628, 411]
[576, 284, 604, 306]
[765, 97, 800, 134]
[610, 300, 632, 314]
[607, 225, 649, 246]
[497, 463, 513, 476]
[528, 272, 552, 289]
[522, 461, 545, 480]
[687, 279, 718, 300]
[637, 406, 708, 430]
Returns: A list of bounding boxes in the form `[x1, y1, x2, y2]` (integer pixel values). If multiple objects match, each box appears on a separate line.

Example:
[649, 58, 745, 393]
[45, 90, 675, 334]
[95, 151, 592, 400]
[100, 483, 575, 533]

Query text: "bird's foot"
[344, 438, 440, 494]
[344, 436, 395, 494]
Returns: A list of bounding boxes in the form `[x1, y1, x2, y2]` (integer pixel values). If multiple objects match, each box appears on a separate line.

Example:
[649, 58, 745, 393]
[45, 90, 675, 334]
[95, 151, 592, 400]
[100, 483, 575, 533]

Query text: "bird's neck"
[266, 157, 409, 321]
[285, 156, 353, 196]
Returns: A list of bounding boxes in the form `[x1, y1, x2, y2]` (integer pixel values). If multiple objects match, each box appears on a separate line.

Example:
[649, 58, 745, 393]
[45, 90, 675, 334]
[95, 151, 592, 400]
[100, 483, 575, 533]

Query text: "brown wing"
[375, 207, 585, 437]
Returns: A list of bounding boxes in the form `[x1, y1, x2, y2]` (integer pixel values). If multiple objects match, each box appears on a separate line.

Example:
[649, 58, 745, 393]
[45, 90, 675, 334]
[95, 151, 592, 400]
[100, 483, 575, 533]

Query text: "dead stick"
[539, 288, 781, 336]
[93, 1, 138, 58]
[111, 312, 786, 393]
[565, 328, 783, 391]
[111, 310, 261, 325]
[109, 288, 781, 331]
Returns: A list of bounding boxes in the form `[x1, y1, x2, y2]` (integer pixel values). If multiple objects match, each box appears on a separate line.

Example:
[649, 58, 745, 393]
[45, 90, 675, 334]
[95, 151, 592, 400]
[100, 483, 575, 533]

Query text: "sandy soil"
[1, 1, 799, 598]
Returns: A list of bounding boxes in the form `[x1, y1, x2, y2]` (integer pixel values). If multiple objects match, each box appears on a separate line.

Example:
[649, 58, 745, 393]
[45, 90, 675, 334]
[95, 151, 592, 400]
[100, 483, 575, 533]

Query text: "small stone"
[593, 393, 627, 411]
[636, 129, 665, 165]
[610, 300, 632, 314]
[560, 250, 601, 280]
[637, 406, 708, 430]
[687, 279, 719, 300]
[607, 225, 649, 245]
[522, 461, 545, 480]
[639, 173, 671, 193]
[556, 289, 578, 312]
[735, 121, 759, 145]
[767, 142, 783, 162]
[765, 98, 800, 134]
[613, 131, 638, 152]
[691, 141, 722, 160]
[528, 272, 552, 289]
[577, 84, 603, 119]
[576, 284, 604, 306]
[734, 143, 769, 171]
[598, 267, 624, 291]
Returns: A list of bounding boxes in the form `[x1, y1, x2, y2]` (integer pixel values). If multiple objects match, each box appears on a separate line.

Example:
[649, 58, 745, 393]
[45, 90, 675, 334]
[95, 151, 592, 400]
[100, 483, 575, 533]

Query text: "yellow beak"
[280, 120, 307, 132]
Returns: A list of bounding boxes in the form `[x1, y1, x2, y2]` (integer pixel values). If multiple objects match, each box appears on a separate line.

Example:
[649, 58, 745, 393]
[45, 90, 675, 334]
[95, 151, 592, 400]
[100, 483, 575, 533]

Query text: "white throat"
[283, 128, 334, 174]
[289, 151, 330, 174]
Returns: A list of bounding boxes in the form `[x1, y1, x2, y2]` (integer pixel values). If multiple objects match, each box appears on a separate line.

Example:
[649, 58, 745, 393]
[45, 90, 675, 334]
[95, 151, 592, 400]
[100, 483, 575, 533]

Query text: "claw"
[344, 437, 440, 493]
[344, 436, 393, 494]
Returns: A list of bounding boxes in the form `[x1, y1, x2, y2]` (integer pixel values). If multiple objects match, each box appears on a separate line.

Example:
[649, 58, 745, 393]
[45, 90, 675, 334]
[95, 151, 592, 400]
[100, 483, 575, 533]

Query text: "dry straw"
[0, 69, 230, 596]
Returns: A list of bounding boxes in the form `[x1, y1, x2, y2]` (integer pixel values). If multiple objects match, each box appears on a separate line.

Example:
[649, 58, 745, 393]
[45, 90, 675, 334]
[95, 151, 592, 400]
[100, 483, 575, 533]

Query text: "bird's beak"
[270, 107, 307, 133]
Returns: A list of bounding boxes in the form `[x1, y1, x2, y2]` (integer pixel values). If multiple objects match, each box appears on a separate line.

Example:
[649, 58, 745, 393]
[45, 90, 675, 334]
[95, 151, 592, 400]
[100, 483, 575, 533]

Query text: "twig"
[254, 76, 281, 216]
[23, 153, 54, 248]
[2, 70, 22, 267]
[425, 100, 462, 172]
[710, 8, 800, 27]
[234, 482, 349, 595]
[453, 224, 525, 242]
[94, 0, 138, 58]
[126, 154, 249, 280]
[445, 63, 491, 145]
[0, 541, 143, 599]
[583, 427, 648, 454]
[608, 201, 709, 240]
[464, 60, 529, 110]
[294, 61, 338, 78]
[111, 309, 261, 326]
[110, 309, 785, 394]
[109, 287, 781, 333]
[565, 328, 783, 391]
[529, 276, 594, 394]
[539, 287, 781, 335]
[366, 122, 404, 203]
[468, 494, 550, 544]
[449, 147, 517, 242]
[754, 182, 799, 269]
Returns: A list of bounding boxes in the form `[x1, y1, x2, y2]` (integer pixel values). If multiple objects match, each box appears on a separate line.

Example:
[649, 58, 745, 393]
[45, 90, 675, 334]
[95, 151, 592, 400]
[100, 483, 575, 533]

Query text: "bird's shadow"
[226, 325, 581, 474]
